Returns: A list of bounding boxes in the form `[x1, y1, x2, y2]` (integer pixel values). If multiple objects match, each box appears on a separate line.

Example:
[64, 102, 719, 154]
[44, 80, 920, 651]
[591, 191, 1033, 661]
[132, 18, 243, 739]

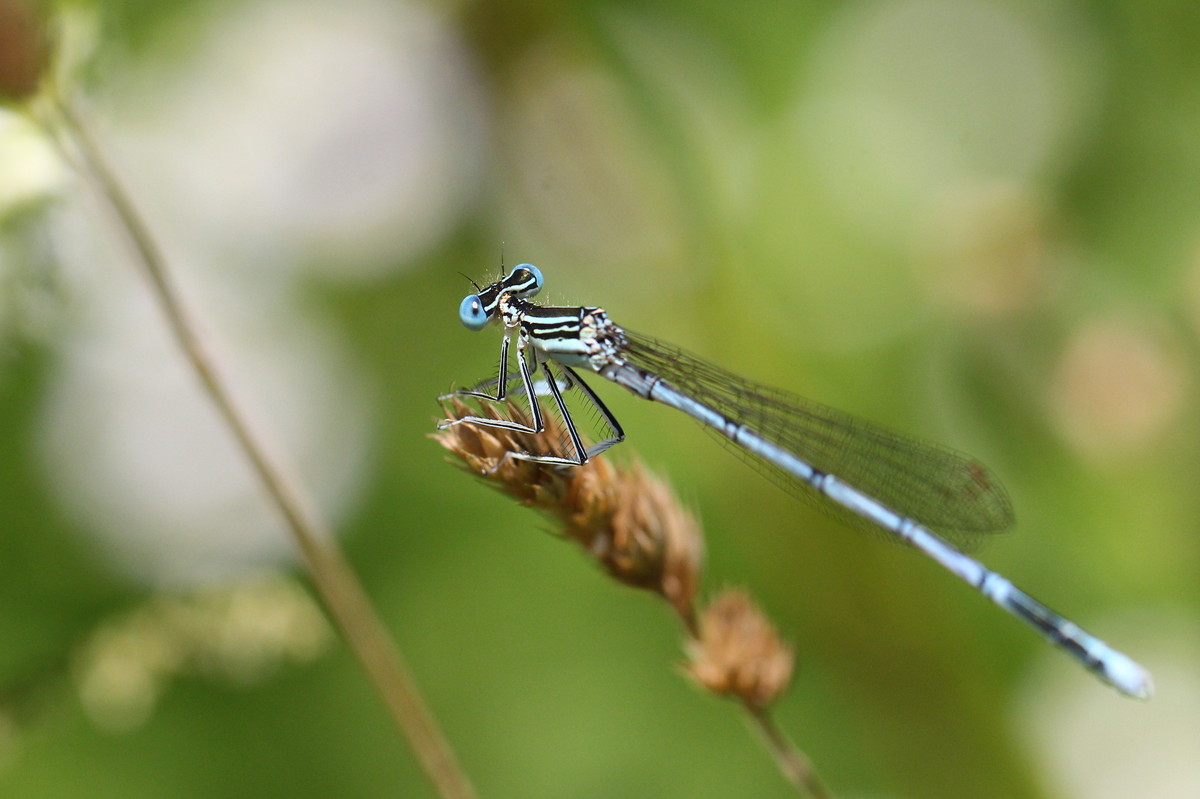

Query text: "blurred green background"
[1, 0, 1198, 797]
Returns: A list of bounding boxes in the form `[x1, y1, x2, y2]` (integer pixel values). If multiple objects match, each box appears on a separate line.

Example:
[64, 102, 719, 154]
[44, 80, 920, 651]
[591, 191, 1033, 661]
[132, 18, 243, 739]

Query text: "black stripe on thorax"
[513, 302, 591, 341]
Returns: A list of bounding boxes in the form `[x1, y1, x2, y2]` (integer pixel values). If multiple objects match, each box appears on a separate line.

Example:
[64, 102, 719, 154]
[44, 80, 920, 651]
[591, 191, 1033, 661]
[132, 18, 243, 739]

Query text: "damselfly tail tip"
[1105, 652, 1154, 700]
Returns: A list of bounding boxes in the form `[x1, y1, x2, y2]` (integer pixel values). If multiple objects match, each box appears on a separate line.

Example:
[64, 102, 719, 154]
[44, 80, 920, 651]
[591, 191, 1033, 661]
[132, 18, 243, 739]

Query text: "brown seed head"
[434, 397, 703, 622]
[685, 588, 794, 709]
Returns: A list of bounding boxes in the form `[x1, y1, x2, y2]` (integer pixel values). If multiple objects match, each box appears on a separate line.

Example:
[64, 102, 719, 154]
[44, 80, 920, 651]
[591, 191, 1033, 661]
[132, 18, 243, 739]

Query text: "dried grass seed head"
[686, 588, 794, 709]
[435, 396, 703, 618]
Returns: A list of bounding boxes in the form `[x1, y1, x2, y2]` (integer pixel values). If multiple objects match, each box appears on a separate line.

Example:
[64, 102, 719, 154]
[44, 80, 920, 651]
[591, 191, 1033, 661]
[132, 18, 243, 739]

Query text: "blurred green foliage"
[1, 0, 1198, 797]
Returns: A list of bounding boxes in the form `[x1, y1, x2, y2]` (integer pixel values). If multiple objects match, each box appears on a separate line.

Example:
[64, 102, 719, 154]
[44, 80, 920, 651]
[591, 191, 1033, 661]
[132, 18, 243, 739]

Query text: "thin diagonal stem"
[745, 706, 832, 799]
[48, 95, 477, 799]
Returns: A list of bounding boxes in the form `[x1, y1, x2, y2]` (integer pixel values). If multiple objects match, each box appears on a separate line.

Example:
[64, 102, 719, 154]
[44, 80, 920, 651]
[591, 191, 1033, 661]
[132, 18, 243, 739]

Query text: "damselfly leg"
[439, 330, 625, 469]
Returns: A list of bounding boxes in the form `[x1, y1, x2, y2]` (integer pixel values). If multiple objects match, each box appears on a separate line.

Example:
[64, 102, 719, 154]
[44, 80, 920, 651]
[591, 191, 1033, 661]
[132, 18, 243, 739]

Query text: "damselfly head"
[457, 263, 545, 331]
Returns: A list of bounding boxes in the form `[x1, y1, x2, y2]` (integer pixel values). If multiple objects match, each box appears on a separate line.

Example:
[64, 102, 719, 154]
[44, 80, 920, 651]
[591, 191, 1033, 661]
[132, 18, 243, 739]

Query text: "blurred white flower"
[0, 110, 64, 216]
[28, 0, 478, 585]
[38, 208, 373, 585]
[109, 0, 485, 280]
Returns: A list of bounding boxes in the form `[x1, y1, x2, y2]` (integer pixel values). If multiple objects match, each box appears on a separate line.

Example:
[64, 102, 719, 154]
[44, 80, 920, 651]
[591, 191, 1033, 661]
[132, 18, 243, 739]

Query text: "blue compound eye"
[515, 263, 543, 297]
[459, 294, 489, 330]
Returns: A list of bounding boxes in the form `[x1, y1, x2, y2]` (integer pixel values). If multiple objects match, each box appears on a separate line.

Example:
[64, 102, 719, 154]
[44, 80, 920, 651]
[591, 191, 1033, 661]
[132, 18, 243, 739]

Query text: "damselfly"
[438, 264, 1152, 699]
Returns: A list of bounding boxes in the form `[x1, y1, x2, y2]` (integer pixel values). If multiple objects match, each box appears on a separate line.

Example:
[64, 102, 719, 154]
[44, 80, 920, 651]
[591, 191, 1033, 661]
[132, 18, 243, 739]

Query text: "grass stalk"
[46, 94, 478, 799]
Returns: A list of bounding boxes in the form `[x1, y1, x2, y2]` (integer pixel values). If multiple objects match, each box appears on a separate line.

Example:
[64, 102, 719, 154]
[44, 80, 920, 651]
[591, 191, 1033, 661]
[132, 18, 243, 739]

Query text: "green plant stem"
[48, 95, 477, 799]
[745, 705, 833, 799]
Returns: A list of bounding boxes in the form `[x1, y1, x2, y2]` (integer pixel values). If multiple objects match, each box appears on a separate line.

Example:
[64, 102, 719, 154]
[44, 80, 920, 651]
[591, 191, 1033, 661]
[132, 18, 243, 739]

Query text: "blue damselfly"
[439, 264, 1152, 699]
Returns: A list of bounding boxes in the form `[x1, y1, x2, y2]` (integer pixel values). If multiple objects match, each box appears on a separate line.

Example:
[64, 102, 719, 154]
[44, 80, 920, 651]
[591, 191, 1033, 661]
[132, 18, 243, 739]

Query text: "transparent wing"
[622, 330, 1014, 546]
